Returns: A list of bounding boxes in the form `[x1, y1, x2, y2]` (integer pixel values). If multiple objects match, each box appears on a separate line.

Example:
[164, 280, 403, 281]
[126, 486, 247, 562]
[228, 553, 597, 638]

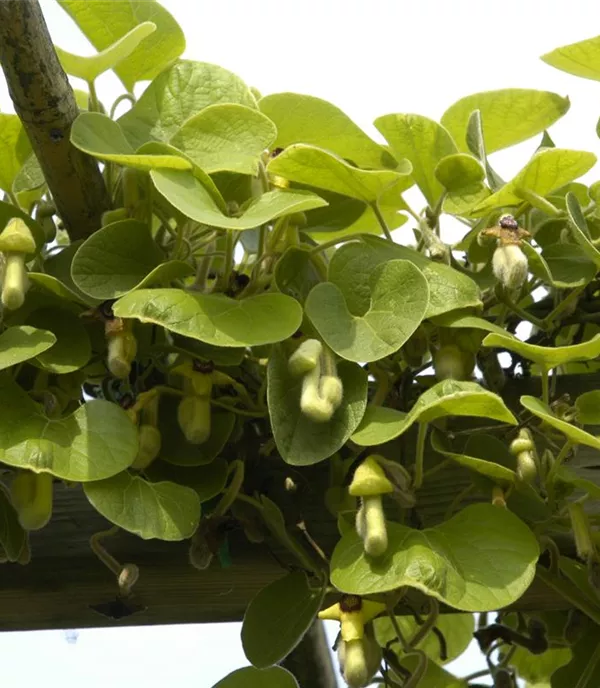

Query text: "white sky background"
[1, 0, 599, 686]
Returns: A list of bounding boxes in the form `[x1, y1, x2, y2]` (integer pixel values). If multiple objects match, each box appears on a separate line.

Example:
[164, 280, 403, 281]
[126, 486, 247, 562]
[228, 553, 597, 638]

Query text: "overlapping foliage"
[2, 2, 600, 686]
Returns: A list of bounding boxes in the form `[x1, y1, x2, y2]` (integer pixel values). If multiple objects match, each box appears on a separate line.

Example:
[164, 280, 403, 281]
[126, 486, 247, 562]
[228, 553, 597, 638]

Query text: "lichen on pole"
[0, 0, 110, 240]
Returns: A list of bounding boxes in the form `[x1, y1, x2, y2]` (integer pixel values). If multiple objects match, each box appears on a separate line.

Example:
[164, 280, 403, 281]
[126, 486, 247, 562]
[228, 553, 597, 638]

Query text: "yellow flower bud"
[178, 395, 211, 444]
[492, 244, 528, 290]
[2, 253, 28, 310]
[10, 471, 53, 531]
[131, 425, 162, 470]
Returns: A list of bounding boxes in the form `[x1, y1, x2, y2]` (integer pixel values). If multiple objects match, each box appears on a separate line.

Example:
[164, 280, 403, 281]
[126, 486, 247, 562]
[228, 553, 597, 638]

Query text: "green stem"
[220, 231, 235, 290]
[214, 460, 244, 517]
[210, 398, 267, 417]
[541, 286, 584, 329]
[87, 80, 100, 112]
[413, 422, 428, 489]
[462, 668, 491, 682]
[371, 201, 394, 242]
[109, 92, 136, 119]
[408, 598, 439, 650]
[386, 599, 410, 652]
[257, 160, 270, 193]
[541, 368, 550, 405]
[498, 289, 547, 331]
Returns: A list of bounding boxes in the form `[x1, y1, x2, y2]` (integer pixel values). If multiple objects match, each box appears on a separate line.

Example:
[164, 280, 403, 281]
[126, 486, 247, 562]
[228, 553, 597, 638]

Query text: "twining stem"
[109, 92, 136, 119]
[542, 286, 584, 328]
[408, 598, 439, 649]
[497, 288, 547, 331]
[386, 599, 410, 652]
[371, 202, 394, 242]
[213, 460, 245, 518]
[413, 423, 429, 490]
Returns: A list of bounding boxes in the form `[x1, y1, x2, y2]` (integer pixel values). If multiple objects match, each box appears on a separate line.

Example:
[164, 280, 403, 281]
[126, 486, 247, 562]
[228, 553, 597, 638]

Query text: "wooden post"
[0, 0, 110, 240]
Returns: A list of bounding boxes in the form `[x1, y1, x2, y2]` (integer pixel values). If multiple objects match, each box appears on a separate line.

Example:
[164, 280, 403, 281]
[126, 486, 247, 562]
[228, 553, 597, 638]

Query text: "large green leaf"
[241, 572, 325, 668]
[520, 396, 600, 450]
[274, 246, 322, 304]
[71, 113, 192, 171]
[0, 114, 32, 193]
[441, 89, 570, 153]
[305, 259, 429, 362]
[0, 375, 137, 481]
[169, 104, 276, 175]
[119, 60, 256, 148]
[361, 236, 481, 317]
[212, 667, 298, 688]
[566, 191, 600, 268]
[259, 92, 393, 168]
[71, 219, 169, 299]
[330, 503, 539, 611]
[267, 144, 412, 203]
[483, 332, 600, 369]
[472, 149, 596, 215]
[430, 310, 508, 336]
[267, 346, 367, 465]
[57, 0, 185, 91]
[523, 242, 597, 288]
[542, 35, 600, 82]
[158, 401, 235, 467]
[552, 625, 600, 688]
[374, 613, 474, 665]
[26, 308, 91, 374]
[55, 21, 156, 82]
[84, 473, 200, 540]
[375, 114, 457, 206]
[576, 391, 600, 425]
[352, 379, 516, 446]
[151, 169, 327, 230]
[145, 458, 229, 503]
[434, 153, 485, 191]
[0, 326, 56, 371]
[431, 430, 516, 485]
[114, 289, 302, 347]
[509, 645, 572, 685]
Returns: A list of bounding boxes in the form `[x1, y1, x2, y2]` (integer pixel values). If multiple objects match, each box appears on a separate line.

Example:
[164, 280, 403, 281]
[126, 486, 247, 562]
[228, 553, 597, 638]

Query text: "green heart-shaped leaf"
[114, 288, 302, 347]
[259, 92, 393, 169]
[55, 21, 156, 82]
[443, 183, 491, 217]
[0, 375, 137, 480]
[542, 35, 600, 82]
[576, 391, 600, 425]
[241, 571, 326, 668]
[305, 259, 429, 362]
[145, 458, 229, 504]
[267, 144, 412, 203]
[375, 114, 457, 206]
[212, 667, 298, 688]
[0, 326, 56, 371]
[159, 402, 235, 467]
[434, 153, 485, 191]
[274, 246, 322, 304]
[71, 219, 190, 300]
[472, 149, 596, 215]
[523, 241, 597, 288]
[361, 236, 481, 317]
[0, 114, 32, 194]
[431, 430, 516, 485]
[26, 308, 91, 374]
[441, 89, 570, 153]
[374, 613, 474, 665]
[0, 485, 28, 563]
[151, 168, 327, 230]
[520, 395, 600, 450]
[331, 503, 539, 610]
[71, 113, 192, 171]
[57, 0, 185, 91]
[170, 104, 276, 175]
[267, 346, 368, 465]
[352, 379, 516, 446]
[119, 60, 256, 148]
[483, 332, 600, 369]
[84, 473, 200, 540]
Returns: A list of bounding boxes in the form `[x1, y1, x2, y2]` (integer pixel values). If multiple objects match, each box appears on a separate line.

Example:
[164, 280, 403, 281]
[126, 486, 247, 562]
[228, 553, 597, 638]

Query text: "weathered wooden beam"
[0, 373, 597, 632]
